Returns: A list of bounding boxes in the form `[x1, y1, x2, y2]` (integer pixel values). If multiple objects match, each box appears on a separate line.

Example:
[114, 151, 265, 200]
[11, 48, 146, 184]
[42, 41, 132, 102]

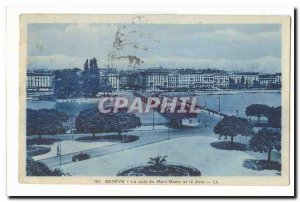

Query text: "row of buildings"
[26, 67, 282, 93]
[117, 67, 282, 91]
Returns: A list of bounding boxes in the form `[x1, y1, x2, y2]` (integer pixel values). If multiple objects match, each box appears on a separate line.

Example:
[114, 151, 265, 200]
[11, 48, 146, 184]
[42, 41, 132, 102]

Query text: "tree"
[245, 80, 249, 87]
[75, 107, 141, 138]
[81, 66, 90, 98]
[81, 58, 100, 97]
[214, 116, 254, 146]
[108, 111, 141, 136]
[253, 80, 261, 88]
[53, 68, 82, 99]
[75, 108, 110, 138]
[229, 78, 236, 89]
[249, 128, 281, 167]
[26, 109, 69, 141]
[241, 76, 245, 86]
[89, 57, 99, 74]
[245, 104, 272, 126]
[83, 59, 89, 71]
[89, 58, 100, 96]
[268, 106, 281, 128]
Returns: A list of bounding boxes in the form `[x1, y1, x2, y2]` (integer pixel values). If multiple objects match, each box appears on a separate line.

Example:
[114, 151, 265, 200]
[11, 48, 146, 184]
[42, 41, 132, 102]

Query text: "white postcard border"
[6, 2, 295, 197]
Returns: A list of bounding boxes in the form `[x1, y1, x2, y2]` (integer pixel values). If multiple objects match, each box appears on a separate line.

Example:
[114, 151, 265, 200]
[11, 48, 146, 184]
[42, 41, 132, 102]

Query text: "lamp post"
[122, 130, 125, 151]
[70, 103, 74, 141]
[56, 129, 60, 156]
[56, 128, 62, 166]
[59, 140, 62, 166]
[152, 108, 155, 130]
[218, 96, 221, 120]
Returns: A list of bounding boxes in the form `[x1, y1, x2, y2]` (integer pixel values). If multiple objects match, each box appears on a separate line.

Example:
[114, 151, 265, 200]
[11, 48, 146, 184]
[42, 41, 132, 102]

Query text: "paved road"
[39, 122, 217, 168]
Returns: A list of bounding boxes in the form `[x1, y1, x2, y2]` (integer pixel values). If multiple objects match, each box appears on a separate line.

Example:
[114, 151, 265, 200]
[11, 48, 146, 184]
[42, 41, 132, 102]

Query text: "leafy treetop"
[214, 116, 254, 138]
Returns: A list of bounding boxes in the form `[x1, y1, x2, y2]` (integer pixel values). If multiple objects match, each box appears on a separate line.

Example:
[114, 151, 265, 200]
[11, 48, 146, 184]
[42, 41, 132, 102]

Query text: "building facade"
[140, 68, 169, 91]
[177, 69, 196, 88]
[99, 68, 120, 91]
[259, 74, 277, 86]
[26, 67, 282, 95]
[26, 70, 54, 92]
[213, 72, 230, 89]
[168, 73, 179, 89]
[275, 73, 282, 85]
[229, 72, 259, 87]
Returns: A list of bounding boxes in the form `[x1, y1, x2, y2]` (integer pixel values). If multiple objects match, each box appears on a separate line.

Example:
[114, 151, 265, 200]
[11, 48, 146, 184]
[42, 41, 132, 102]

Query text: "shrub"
[243, 159, 281, 171]
[210, 141, 247, 151]
[76, 135, 139, 143]
[72, 152, 90, 162]
[26, 157, 68, 176]
[27, 138, 60, 146]
[26, 145, 51, 157]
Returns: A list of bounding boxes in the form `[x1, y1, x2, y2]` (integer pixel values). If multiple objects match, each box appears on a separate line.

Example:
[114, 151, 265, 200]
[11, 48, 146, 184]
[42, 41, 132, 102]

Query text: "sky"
[27, 23, 282, 73]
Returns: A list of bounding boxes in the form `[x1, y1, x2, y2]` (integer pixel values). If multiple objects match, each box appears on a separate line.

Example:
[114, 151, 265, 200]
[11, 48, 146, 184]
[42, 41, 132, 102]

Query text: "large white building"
[199, 73, 214, 89]
[139, 68, 231, 91]
[213, 73, 230, 89]
[259, 74, 277, 86]
[26, 70, 54, 92]
[140, 68, 169, 91]
[177, 69, 196, 88]
[275, 73, 282, 85]
[168, 73, 179, 88]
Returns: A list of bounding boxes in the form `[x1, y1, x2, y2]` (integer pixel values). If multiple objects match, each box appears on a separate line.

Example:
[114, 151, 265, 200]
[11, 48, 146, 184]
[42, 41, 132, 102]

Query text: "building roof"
[231, 72, 259, 75]
[27, 69, 54, 76]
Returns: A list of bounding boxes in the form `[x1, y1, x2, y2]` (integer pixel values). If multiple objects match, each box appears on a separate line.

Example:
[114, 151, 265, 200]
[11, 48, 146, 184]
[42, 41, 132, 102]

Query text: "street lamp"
[152, 108, 155, 131]
[218, 96, 221, 120]
[59, 140, 62, 166]
[70, 103, 74, 141]
[122, 130, 125, 151]
[56, 128, 62, 166]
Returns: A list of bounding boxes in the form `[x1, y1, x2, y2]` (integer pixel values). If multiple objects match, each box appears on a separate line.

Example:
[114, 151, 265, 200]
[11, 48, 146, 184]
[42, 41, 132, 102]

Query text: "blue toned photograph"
[25, 18, 283, 178]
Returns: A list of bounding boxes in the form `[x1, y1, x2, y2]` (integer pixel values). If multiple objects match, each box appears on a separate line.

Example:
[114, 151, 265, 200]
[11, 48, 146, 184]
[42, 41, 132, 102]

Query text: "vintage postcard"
[19, 14, 291, 185]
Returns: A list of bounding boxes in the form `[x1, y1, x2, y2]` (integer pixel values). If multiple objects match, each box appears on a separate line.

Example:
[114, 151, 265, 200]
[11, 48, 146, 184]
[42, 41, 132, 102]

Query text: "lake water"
[27, 91, 281, 119]
[164, 91, 281, 117]
[26, 97, 169, 125]
[197, 92, 281, 117]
